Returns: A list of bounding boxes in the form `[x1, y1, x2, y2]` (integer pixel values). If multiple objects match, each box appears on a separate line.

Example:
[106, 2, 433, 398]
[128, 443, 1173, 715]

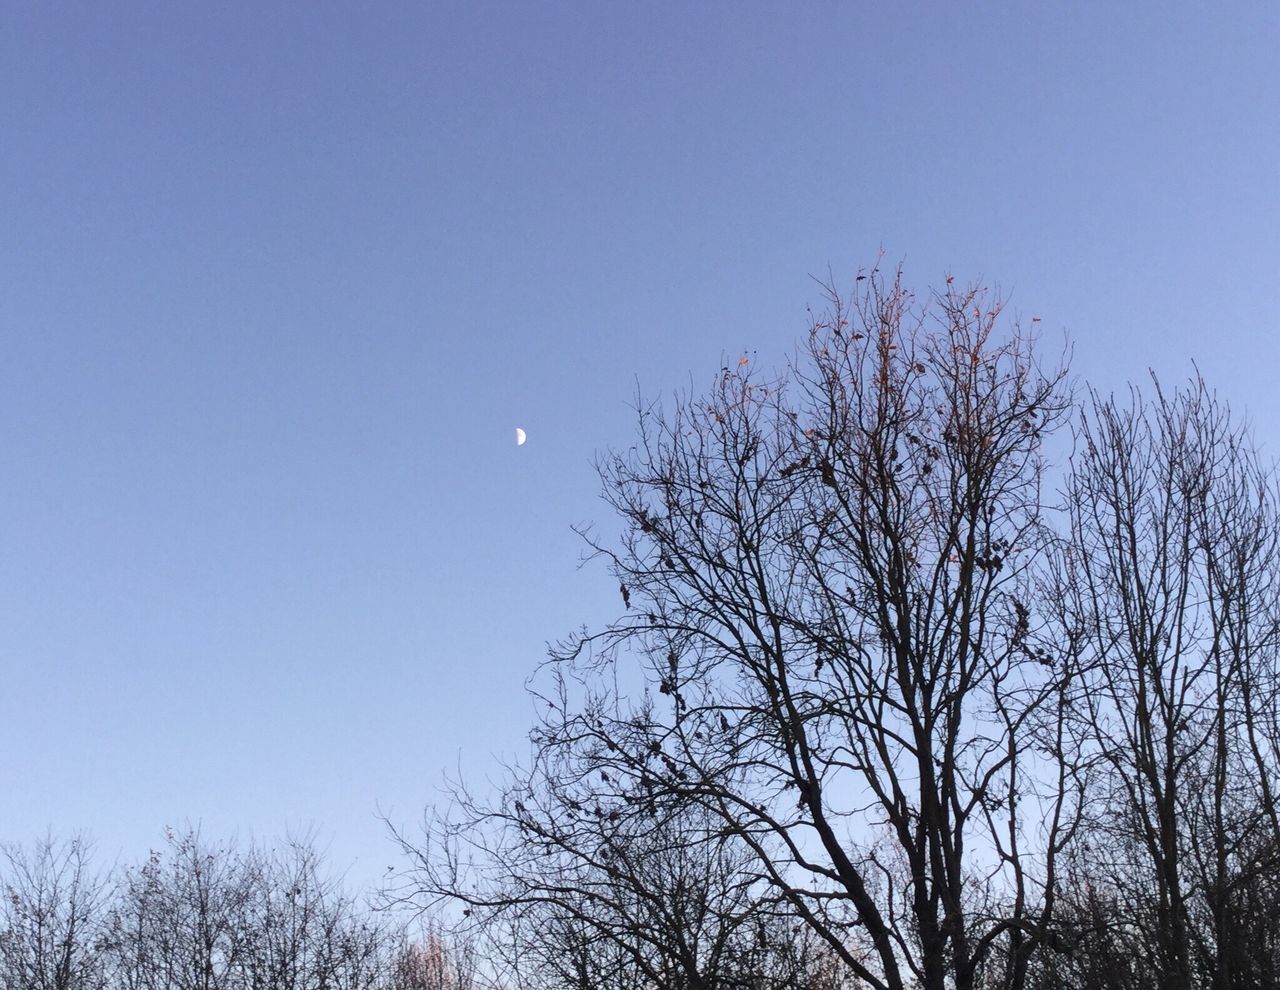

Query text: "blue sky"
[2, 1, 1277, 888]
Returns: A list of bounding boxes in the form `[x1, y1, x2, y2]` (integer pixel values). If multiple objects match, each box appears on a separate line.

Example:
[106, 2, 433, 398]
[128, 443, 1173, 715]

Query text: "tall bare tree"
[1052, 377, 1280, 990]
[404, 269, 1080, 990]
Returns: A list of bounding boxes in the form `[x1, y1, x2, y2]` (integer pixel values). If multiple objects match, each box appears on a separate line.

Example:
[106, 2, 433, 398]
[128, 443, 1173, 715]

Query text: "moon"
[515, 428, 527, 446]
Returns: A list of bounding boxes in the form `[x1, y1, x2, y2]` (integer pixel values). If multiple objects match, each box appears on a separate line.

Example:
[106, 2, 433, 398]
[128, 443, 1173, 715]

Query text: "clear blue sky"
[3, 2, 1278, 888]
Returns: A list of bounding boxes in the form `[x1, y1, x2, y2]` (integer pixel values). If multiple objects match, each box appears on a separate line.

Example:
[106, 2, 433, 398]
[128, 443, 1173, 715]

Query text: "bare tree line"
[392, 270, 1280, 990]
[11, 268, 1280, 990]
[0, 830, 474, 990]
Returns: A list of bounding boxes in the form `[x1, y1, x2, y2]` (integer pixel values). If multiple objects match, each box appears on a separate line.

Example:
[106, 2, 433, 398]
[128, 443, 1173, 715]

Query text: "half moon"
[515, 428, 527, 446]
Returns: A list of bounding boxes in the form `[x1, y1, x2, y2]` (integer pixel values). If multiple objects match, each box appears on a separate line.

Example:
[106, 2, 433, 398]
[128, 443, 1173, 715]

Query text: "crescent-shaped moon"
[515, 428, 527, 446]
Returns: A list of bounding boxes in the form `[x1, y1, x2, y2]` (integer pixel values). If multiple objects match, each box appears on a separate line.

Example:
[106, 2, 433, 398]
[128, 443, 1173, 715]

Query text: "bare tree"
[103, 828, 258, 990]
[401, 268, 1079, 990]
[239, 836, 392, 990]
[1052, 377, 1280, 990]
[100, 827, 399, 990]
[0, 833, 109, 990]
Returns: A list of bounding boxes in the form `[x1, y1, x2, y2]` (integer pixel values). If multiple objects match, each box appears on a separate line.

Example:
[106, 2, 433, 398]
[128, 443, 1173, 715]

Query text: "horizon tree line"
[0, 829, 476, 990]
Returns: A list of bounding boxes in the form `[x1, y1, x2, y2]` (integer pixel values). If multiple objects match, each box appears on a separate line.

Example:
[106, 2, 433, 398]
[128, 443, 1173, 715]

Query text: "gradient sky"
[3, 2, 1278, 889]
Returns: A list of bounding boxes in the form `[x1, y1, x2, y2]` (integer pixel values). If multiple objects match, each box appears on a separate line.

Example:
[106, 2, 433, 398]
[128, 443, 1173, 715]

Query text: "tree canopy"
[401, 269, 1280, 990]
